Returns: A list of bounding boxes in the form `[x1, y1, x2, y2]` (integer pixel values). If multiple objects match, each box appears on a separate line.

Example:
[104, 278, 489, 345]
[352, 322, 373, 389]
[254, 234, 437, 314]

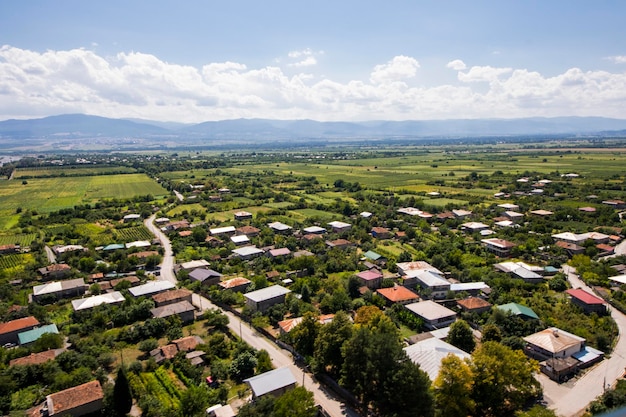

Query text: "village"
[1, 153, 626, 417]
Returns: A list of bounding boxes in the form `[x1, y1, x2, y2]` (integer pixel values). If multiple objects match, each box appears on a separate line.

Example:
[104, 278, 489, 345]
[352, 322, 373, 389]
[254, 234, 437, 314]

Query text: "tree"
[113, 367, 132, 417]
[273, 386, 318, 417]
[434, 354, 475, 417]
[481, 323, 502, 343]
[180, 384, 211, 417]
[471, 341, 542, 416]
[256, 349, 273, 374]
[229, 350, 257, 382]
[289, 312, 321, 357]
[446, 320, 476, 353]
[203, 308, 229, 330]
[313, 311, 353, 377]
[237, 395, 275, 417]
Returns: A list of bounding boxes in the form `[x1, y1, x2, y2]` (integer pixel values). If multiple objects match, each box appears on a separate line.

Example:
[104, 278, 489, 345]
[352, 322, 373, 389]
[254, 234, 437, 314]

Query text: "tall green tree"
[273, 386, 318, 417]
[433, 354, 475, 417]
[290, 312, 322, 357]
[313, 311, 353, 377]
[113, 368, 132, 417]
[471, 341, 541, 417]
[446, 319, 476, 353]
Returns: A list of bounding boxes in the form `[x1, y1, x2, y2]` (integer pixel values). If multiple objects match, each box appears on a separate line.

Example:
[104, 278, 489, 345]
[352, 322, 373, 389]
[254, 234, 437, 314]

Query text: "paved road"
[144, 213, 359, 417]
[44, 246, 56, 264]
[174, 190, 184, 202]
[541, 265, 626, 416]
[191, 293, 359, 417]
[144, 214, 176, 284]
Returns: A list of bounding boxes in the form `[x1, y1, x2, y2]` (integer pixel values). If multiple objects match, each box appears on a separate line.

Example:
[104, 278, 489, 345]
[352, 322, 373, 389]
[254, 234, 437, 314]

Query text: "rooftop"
[47, 380, 104, 416]
[496, 302, 539, 320]
[244, 367, 296, 397]
[404, 338, 471, 381]
[129, 280, 176, 297]
[0, 316, 40, 335]
[523, 327, 585, 354]
[376, 286, 419, 303]
[565, 288, 605, 305]
[405, 301, 456, 321]
[244, 285, 291, 303]
[71, 291, 125, 311]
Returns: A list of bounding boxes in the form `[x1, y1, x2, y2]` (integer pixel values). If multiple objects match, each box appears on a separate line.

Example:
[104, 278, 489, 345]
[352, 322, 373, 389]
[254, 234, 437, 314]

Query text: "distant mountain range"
[1, 113, 626, 151]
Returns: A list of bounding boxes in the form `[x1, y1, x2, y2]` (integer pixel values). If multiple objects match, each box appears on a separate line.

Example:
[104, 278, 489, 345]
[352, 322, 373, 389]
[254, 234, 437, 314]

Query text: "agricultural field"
[0, 253, 35, 275]
[13, 165, 137, 178]
[0, 173, 167, 231]
[0, 233, 39, 246]
[113, 226, 153, 242]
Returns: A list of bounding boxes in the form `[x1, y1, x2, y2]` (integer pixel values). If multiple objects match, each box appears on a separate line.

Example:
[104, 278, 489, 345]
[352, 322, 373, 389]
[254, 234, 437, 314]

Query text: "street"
[540, 265, 626, 416]
[145, 213, 359, 417]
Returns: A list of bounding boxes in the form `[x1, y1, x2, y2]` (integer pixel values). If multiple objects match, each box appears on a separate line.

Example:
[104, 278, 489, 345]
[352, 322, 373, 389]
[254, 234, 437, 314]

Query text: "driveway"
[541, 265, 626, 416]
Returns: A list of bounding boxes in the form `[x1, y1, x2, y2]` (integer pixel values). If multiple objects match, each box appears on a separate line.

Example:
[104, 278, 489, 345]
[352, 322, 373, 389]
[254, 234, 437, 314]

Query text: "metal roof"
[404, 338, 471, 381]
[129, 280, 175, 297]
[71, 292, 125, 311]
[18, 323, 59, 345]
[244, 285, 291, 303]
[244, 367, 296, 397]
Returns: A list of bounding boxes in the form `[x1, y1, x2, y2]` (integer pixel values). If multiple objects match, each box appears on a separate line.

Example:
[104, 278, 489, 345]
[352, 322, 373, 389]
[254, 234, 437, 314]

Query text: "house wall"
[423, 314, 456, 330]
[247, 294, 287, 313]
[0, 326, 37, 345]
[571, 298, 607, 315]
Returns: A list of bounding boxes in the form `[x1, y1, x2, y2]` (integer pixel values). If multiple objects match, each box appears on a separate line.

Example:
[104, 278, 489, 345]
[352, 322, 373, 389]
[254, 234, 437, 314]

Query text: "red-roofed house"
[565, 288, 607, 315]
[456, 297, 492, 314]
[0, 316, 40, 345]
[481, 238, 516, 257]
[10, 349, 62, 367]
[218, 277, 251, 292]
[42, 380, 104, 417]
[376, 285, 419, 305]
[356, 270, 383, 289]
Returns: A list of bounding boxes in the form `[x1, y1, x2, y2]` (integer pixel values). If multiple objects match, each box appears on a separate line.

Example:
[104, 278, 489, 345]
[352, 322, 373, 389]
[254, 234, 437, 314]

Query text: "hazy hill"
[1, 114, 626, 150]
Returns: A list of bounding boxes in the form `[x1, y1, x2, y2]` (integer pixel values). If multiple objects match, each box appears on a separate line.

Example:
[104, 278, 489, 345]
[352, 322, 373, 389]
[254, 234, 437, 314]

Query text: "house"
[456, 297, 492, 314]
[452, 209, 472, 218]
[376, 285, 420, 305]
[302, 226, 326, 235]
[356, 269, 383, 290]
[412, 270, 450, 299]
[327, 220, 351, 233]
[555, 241, 585, 256]
[244, 285, 291, 313]
[325, 239, 354, 249]
[496, 302, 539, 320]
[565, 288, 607, 315]
[71, 292, 125, 311]
[602, 199, 626, 209]
[10, 349, 63, 367]
[481, 238, 516, 257]
[150, 300, 196, 323]
[152, 288, 193, 307]
[268, 222, 292, 234]
[128, 250, 159, 261]
[530, 209, 554, 217]
[188, 268, 223, 286]
[360, 211, 373, 218]
[129, 280, 176, 298]
[362, 250, 387, 267]
[110, 276, 141, 288]
[102, 243, 125, 252]
[0, 316, 40, 345]
[552, 231, 610, 245]
[38, 264, 71, 280]
[371, 227, 392, 239]
[37, 380, 104, 417]
[18, 323, 59, 346]
[206, 404, 236, 417]
[175, 259, 211, 274]
[504, 211, 524, 222]
[397, 261, 444, 288]
[0, 244, 20, 254]
[523, 327, 587, 362]
[237, 225, 261, 236]
[209, 226, 237, 236]
[52, 245, 85, 255]
[268, 247, 292, 258]
[405, 301, 457, 330]
[218, 277, 251, 292]
[495, 261, 544, 283]
[125, 240, 151, 249]
[230, 235, 250, 246]
[497, 203, 520, 210]
[123, 213, 141, 223]
[277, 314, 335, 335]
[32, 278, 87, 303]
[404, 337, 471, 381]
[449, 282, 490, 297]
[244, 367, 297, 399]
[461, 222, 490, 233]
[234, 211, 253, 221]
[232, 246, 265, 260]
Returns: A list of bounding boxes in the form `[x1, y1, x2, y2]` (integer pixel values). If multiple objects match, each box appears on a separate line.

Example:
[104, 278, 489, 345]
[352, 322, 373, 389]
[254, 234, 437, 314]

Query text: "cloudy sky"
[1, 1, 626, 123]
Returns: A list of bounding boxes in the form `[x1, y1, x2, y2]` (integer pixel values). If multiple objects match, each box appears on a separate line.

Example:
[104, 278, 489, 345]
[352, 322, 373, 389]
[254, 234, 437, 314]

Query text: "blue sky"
[1, 1, 626, 122]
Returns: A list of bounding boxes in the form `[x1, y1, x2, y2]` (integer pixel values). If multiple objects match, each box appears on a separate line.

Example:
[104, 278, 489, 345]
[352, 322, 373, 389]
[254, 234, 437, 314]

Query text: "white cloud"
[370, 55, 420, 85]
[286, 48, 322, 68]
[607, 55, 626, 64]
[289, 56, 317, 68]
[446, 59, 467, 71]
[457, 65, 513, 83]
[2, 45, 626, 122]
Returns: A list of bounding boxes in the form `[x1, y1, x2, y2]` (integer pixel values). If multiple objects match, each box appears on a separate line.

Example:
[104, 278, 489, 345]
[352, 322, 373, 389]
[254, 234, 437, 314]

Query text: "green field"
[113, 226, 153, 242]
[0, 174, 166, 213]
[14, 165, 137, 178]
[0, 233, 39, 246]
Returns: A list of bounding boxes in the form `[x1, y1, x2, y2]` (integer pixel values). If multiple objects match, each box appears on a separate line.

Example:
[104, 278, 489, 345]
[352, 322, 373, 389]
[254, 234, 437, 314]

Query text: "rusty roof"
[0, 316, 39, 335]
[47, 380, 103, 415]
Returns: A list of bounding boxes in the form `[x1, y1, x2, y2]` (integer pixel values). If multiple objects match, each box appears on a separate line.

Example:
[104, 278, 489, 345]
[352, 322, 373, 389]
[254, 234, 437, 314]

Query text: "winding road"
[539, 264, 626, 416]
[144, 213, 358, 417]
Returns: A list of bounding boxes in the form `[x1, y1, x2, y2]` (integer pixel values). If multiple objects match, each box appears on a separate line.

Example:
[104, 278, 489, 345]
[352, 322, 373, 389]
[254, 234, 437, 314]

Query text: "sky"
[1, 0, 626, 123]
